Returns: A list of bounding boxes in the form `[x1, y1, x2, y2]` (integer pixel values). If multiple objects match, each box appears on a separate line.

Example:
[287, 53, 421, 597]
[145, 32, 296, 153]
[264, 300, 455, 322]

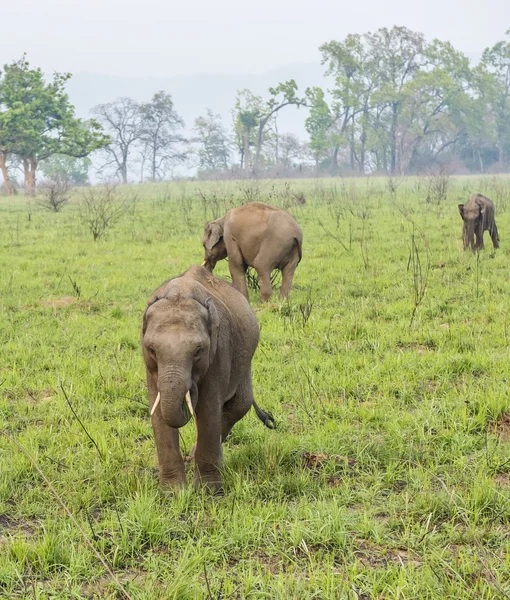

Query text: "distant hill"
[67, 63, 326, 142]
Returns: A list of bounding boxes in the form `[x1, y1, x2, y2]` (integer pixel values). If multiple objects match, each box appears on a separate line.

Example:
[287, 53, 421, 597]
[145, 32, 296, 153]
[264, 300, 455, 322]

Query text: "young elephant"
[458, 194, 499, 251]
[141, 265, 275, 491]
[201, 202, 303, 302]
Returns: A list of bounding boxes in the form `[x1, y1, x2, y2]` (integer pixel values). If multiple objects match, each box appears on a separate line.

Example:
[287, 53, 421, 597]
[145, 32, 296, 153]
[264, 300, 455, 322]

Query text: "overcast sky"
[2, 0, 509, 78]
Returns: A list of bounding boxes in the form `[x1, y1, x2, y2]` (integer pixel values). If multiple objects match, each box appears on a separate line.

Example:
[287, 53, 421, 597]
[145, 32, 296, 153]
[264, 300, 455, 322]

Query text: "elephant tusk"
[150, 392, 161, 416]
[185, 390, 194, 416]
[201, 260, 207, 267]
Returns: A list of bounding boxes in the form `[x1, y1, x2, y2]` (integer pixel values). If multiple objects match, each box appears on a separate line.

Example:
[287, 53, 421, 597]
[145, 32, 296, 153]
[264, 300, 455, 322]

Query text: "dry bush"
[37, 180, 72, 212]
[79, 184, 134, 241]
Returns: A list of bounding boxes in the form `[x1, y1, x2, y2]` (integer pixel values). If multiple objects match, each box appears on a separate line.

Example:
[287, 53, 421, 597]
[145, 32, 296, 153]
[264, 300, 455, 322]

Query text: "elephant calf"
[202, 202, 303, 302]
[141, 265, 275, 491]
[458, 194, 499, 251]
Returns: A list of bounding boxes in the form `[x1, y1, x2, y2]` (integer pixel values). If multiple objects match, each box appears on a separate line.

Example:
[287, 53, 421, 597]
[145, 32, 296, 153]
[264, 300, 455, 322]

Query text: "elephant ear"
[204, 297, 220, 364]
[475, 198, 486, 218]
[204, 222, 224, 251]
[458, 204, 465, 220]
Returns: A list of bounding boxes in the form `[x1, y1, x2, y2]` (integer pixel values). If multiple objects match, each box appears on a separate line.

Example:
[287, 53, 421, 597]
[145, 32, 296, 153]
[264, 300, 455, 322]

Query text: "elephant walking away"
[458, 194, 499, 251]
[201, 202, 303, 302]
[141, 265, 275, 491]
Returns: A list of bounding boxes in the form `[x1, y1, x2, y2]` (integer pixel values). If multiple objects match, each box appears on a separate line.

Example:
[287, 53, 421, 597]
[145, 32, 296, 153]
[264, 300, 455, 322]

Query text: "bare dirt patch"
[40, 296, 76, 308]
[492, 413, 510, 442]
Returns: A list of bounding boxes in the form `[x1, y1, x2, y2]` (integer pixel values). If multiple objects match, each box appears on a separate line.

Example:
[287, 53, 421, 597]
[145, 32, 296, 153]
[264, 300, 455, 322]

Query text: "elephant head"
[142, 291, 219, 428]
[458, 198, 485, 250]
[202, 217, 227, 272]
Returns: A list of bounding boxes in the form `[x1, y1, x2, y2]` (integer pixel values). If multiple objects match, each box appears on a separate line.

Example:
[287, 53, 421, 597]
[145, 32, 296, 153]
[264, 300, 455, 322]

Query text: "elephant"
[458, 194, 499, 251]
[141, 265, 275, 491]
[201, 202, 303, 302]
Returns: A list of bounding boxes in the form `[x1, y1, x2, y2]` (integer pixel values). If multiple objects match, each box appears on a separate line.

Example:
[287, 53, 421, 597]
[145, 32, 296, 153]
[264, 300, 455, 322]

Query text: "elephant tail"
[294, 236, 303, 264]
[253, 401, 276, 429]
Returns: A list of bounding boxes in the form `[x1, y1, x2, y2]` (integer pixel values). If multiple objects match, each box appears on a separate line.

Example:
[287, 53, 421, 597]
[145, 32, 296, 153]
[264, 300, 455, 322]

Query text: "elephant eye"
[194, 346, 203, 359]
[148, 345, 156, 358]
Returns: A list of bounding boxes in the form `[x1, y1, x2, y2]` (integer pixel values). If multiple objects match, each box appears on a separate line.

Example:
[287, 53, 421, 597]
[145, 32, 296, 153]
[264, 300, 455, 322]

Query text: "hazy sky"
[2, 0, 509, 77]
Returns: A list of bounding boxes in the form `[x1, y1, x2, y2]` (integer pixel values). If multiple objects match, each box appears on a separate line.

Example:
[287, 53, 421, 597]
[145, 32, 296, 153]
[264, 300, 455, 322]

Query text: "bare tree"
[92, 98, 142, 184]
[139, 91, 186, 181]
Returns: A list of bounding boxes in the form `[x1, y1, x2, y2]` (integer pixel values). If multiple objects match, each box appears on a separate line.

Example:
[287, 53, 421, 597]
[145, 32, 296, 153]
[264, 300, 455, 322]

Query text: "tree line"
[1, 26, 509, 193]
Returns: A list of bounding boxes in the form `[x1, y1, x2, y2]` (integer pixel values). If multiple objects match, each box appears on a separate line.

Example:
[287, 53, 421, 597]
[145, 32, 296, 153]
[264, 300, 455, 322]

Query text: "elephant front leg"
[194, 397, 223, 492]
[148, 377, 186, 487]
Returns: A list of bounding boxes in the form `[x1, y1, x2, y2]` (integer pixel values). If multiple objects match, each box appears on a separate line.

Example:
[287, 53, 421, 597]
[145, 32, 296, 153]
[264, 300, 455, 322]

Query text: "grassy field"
[1, 175, 510, 599]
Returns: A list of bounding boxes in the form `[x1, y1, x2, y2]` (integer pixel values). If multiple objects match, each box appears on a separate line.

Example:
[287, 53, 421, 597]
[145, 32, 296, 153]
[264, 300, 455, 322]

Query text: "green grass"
[1, 176, 510, 599]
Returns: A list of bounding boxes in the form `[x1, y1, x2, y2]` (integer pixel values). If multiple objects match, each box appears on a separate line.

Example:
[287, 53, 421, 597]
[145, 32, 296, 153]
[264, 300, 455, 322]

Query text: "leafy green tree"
[253, 80, 307, 170]
[193, 109, 231, 173]
[39, 154, 91, 186]
[320, 34, 379, 174]
[139, 91, 185, 181]
[475, 31, 510, 168]
[305, 87, 333, 171]
[0, 56, 107, 195]
[233, 90, 263, 172]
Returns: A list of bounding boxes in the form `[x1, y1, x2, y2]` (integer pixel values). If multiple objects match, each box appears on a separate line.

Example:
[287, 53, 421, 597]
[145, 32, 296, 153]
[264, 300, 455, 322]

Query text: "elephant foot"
[159, 470, 187, 489]
[193, 470, 223, 494]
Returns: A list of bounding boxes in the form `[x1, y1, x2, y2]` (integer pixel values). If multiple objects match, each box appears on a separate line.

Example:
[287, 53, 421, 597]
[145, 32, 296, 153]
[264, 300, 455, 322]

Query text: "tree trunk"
[330, 146, 339, 175]
[274, 117, 279, 165]
[23, 156, 37, 196]
[390, 102, 398, 175]
[152, 145, 157, 181]
[0, 151, 13, 196]
[359, 132, 366, 176]
[243, 129, 251, 172]
[498, 128, 504, 168]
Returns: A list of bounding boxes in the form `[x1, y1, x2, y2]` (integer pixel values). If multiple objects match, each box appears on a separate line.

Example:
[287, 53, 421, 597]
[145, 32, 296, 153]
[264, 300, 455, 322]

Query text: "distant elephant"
[201, 202, 303, 302]
[141, 265, 275, 491]
[458, 194, 499, 251]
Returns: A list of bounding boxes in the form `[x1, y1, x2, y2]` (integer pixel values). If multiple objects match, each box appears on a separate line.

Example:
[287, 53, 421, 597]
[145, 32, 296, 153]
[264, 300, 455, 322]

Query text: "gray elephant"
[141, 265, 275, 491]
[202, 202, 303, 302]
[458, 194, 499, 251]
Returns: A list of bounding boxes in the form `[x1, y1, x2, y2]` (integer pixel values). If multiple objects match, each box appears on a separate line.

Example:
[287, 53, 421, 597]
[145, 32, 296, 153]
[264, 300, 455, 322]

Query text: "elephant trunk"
[202, 257, 215, 272]
[463, 221, 476, 250]
[157, 368, 198, 428]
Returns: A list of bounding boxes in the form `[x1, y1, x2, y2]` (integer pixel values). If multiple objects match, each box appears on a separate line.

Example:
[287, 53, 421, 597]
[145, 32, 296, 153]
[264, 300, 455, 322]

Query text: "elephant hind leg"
[227, 240, 249, 300]
[490, 223, 500, 249]
[221, 377, 254, 442]
[280, 252, 300, 299]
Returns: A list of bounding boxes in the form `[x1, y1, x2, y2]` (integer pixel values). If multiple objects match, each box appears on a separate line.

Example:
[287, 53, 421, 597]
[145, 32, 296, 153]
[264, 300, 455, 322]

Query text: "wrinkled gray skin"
[202, 202, 303, 302]
[141, 265, 275, 492]
[458, 194, 499, 251]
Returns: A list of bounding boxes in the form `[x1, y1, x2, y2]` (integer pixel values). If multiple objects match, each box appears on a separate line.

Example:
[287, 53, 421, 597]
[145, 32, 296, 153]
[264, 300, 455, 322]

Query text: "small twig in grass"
[203, 563, 213, 600]
[44, 455, 69, 470]
[25, 556, 37, 599]
[84, 509, 99, 542]
[0, 431, 133, 600]
[60, 383, 104, 461]
[317, 219, 351, 253]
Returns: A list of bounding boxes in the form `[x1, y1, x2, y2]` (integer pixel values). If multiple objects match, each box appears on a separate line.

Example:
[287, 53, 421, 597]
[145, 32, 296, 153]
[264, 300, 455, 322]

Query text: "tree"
[92, 97, 142, 184]
[305, 87, 334, 171]
[0, 55, 107, 195]
[253, 80, 307, 171]
[193, 109, 231, 173]
[39, 154, 90, 186]
[279, 133, 304, 167]
[233, 90, 263, 172]
[366, 27, 427, 174]
[139, 91, 186, 181]
[475, 31, 510, 168]
[320, 34, 379, 174]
